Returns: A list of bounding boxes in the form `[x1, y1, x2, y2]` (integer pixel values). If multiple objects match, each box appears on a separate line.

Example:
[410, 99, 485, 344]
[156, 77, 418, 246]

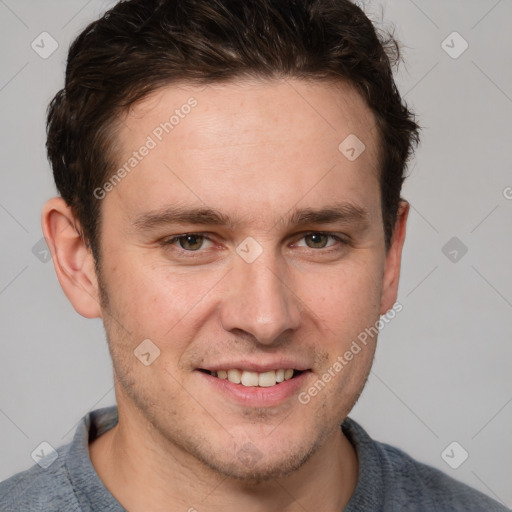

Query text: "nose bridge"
[219, 247, 301, 344]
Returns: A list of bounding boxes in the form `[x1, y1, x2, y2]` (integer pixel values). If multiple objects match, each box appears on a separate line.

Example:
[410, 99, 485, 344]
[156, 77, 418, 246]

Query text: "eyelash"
[160, 232, 348, 256]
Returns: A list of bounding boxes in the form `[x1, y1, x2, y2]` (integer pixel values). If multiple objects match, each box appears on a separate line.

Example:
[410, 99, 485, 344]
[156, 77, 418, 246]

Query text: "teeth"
[258, 370, 277, 387]
[241, 371, 259, 387]
[213, 368, 297, 387]
[227, 369, 242, 384]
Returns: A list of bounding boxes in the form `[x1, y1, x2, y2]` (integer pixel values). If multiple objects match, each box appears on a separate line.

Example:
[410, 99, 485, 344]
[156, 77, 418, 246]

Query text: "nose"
[219, 251, 302, 345]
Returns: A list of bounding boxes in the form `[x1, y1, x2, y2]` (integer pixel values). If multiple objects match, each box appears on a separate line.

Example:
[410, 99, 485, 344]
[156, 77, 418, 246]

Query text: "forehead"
[123, 78, 378, 152]
[107, 78, 382, 230]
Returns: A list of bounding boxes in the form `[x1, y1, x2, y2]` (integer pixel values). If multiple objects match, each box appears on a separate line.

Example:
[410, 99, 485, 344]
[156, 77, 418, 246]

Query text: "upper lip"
[198, 360, 311, 373]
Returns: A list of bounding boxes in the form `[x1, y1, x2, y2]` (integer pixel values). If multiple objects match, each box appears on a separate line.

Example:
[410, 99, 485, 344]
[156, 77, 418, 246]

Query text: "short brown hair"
[46, 0, 420, 260]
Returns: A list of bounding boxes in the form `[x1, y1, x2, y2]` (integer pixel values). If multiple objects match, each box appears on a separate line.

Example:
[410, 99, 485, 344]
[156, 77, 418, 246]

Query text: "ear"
[380, 200, 409, 315]
[41, 197, 102, 318]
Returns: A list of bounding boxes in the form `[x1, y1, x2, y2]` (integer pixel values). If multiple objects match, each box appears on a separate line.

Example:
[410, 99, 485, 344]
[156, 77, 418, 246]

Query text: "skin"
[42, 78, 409, 511]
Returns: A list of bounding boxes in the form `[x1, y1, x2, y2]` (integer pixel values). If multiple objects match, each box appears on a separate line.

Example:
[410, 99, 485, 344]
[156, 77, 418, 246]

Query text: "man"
[0, 0, 507, 510]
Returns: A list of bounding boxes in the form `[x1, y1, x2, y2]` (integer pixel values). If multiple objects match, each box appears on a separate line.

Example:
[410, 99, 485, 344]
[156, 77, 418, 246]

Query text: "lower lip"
[196, 371, 311, 407]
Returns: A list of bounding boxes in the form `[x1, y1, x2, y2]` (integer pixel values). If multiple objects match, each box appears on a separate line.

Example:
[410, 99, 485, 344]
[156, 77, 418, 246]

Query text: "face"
[94, 78, 402, 480]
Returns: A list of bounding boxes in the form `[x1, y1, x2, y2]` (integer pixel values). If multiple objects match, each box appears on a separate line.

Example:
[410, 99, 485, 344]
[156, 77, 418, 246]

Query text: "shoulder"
[374, 437, 508, 511]
[0, 444, 80, 512]
[343, 418, 508, 511]
[0, 406, 120, 512]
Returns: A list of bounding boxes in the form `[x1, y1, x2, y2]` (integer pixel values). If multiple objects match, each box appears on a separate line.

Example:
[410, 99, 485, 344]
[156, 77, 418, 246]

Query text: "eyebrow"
[131, 201, 369, 233]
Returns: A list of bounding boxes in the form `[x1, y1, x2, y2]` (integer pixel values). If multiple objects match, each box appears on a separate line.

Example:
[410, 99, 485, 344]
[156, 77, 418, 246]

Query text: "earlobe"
[379, 200, 409, 315]
[41, 197, 102, 319]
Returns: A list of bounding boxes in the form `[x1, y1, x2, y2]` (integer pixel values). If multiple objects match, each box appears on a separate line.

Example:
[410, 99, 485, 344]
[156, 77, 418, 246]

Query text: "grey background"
[0, 0, 511, 507]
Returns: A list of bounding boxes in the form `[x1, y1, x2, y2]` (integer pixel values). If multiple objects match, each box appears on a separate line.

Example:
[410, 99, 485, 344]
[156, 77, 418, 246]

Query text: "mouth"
[198, 368, 306, 388]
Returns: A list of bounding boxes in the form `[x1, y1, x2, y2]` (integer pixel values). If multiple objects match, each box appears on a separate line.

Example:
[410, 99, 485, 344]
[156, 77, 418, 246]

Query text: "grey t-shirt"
[0, 406, 508, 511]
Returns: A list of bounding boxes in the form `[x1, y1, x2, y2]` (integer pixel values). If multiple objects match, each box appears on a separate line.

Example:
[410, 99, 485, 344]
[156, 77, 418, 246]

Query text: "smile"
[200, 369, 304, 387]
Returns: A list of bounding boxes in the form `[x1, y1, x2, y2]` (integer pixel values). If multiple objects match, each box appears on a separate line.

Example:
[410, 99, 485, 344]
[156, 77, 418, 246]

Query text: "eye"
[163, 233, 214, 252]
[295, 232, 345, 250]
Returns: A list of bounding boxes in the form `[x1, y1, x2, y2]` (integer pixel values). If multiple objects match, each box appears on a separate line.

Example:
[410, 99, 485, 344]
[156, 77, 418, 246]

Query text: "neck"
[89, 406, 358, 512]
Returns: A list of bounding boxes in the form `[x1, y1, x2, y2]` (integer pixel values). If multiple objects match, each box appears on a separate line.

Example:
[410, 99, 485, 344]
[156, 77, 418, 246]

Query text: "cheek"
[103, 255, 226, 341]
[299, 258, 384, 340]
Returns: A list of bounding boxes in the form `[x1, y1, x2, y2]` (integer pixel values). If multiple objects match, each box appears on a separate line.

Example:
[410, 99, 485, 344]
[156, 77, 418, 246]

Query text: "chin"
[192, 432, 323, 483]
[207, 450, 314, 483]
